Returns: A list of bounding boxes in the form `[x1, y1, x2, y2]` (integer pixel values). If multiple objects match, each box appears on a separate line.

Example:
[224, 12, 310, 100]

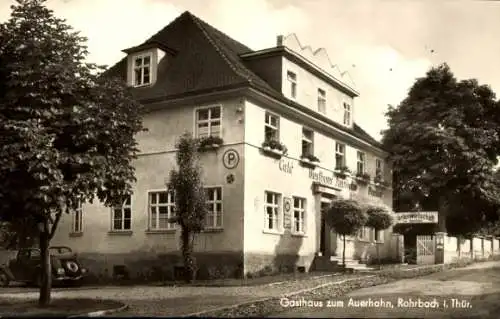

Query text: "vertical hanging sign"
[283, 197, 292, 230]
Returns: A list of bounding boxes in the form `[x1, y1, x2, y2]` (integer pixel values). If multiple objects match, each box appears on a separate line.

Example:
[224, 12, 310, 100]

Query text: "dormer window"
[133, 54, 152, 87]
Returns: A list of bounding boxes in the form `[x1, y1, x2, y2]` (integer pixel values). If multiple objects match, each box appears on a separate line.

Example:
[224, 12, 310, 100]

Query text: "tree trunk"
[38, 227, 51, 307]
[376, 230, 381, 265]
[180, 227, 195, 283]
[342, 235, 346, 267]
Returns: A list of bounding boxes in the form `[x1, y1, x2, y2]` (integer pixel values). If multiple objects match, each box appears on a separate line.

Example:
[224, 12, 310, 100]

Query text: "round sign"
[223, 149, 240, 169]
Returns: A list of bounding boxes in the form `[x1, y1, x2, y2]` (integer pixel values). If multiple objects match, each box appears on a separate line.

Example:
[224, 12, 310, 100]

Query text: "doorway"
[320, 202, 330, 256]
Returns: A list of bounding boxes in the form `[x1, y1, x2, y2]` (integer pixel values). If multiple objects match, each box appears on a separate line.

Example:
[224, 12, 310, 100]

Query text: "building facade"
[51, 11, 396, 280]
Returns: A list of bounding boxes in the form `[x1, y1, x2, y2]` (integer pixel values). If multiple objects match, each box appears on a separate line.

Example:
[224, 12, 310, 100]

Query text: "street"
[271, 261, 500, 318]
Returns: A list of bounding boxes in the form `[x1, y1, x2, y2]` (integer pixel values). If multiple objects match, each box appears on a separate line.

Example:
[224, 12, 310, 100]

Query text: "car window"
[30, 250, 40, 258]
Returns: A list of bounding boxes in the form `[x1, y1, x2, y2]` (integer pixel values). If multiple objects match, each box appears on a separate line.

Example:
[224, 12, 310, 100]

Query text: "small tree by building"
[325, 199, 367, 266]
[365, 205, 394, 265]
[168, 133, 207, 283]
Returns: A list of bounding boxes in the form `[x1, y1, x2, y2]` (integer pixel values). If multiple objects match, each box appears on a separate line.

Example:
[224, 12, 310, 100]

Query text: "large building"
[52, 11, 396, 280]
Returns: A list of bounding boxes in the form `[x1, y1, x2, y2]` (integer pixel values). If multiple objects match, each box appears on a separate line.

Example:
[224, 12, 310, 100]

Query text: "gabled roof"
[104, 11, 383, 149]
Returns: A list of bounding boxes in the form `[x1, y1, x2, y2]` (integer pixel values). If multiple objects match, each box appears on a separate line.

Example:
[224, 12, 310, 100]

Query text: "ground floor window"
[148, 191, 175, 230]
[374, 230, 384, 242]
[71, 201, 83, 233]
[264, 191, 281, 232]
[357, 226, 371, 241]
[292, 196, 306, 234]
[205, 187, 223, 229]
[111, 195, 132, 231]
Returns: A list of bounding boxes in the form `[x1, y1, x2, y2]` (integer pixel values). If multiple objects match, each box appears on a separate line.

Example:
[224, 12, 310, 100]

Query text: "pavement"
[271, 260, 500, 318]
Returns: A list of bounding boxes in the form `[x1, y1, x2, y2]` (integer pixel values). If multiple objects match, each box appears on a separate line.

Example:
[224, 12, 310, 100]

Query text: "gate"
[416, 235, 435, 265]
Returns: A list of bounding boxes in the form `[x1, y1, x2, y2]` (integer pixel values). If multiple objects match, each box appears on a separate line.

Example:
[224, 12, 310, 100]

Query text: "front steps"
[311, 255, 377, 273]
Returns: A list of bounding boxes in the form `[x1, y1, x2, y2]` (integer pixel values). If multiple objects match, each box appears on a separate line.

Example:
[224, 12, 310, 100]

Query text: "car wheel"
[0, 272, 10, 287]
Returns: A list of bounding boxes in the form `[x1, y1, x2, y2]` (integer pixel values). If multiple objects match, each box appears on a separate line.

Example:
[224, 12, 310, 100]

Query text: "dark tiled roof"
[104, 11, 382, 149]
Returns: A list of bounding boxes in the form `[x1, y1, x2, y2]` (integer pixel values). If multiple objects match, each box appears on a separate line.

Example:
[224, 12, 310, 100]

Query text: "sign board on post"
[395, 211, 438, 224]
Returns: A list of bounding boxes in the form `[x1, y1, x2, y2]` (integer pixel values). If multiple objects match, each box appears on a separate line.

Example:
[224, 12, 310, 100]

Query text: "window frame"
[335, 142, 346, 169]
[357, 151, 366, 174]
[71, 201, 83, 233]
[110, 195, 133, 232]
[343, 102, 351, 126]
[147, 190, 176, 231]
[301, 127, 314, 157]
[264, 111, 280, 141]
[292, 196, 306, 235]
[374, 229, 384, 243]
[132, 53, 153, 87]
[375, 158, 383, 175]
[194, 105, 222, 139]
[204, 186, 223, 230]
[264, 191, 282, 233]
[287, 71, 297, 99]
[317, 88, 326, 113]
[357, 226, 371, 241]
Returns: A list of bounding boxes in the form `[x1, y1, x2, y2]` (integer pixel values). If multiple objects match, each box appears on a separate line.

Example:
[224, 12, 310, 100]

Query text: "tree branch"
[48, 212, 62, 240]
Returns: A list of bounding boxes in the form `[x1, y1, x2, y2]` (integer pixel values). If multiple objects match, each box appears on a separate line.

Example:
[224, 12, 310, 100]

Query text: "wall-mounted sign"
[226, 174, 235, 184]
[223, 149, 239, 169]
[395, 211, 438, 224]
[308, 169, 350, 190]
[283, 197, 292, 229]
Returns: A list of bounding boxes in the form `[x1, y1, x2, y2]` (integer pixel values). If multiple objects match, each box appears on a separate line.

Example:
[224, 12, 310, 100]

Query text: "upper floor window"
[148, 191, 176, 231]
[317, 89, 326, 113]
[343, 102, 351, 126]
[196, 106, 221, 138]
[287, 71, 297, 99]
[133, 54, 152, 87]
[205, 187, 223, 229]
[357, 151, 366, 174]
[71, 201, 83, 233]
[265, 112, 279, 141]
[375, 158, 383, 175]
[292, 197, 306, 234]
[335, 142, 346, 169]
[302, 128, 314, 156]
[264, 191, 281, 232]
[111, 195, 132, 231]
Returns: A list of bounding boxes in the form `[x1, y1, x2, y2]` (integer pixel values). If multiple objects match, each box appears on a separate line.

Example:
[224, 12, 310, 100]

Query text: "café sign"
[395, 211, 438, 224]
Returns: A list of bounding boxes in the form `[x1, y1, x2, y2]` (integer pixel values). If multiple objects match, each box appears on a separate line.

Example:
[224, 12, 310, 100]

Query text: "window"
[205, 187, 223, 229]
[292, 197, 306, 234]
[374, 230, 384, 243]
[111, 195, 132, 231]
[375, 158, 383, 175]
[301, 128, 314, 156]
[358, 226, 371, 241]
[71, 201, 83, 233]
[133, 54, 152, 87]
[196, 106, 221, 138]
[343, 102, 351, 126]
[148, 191, 175, 230]
[264, 191, 281, 232]
[357, 151, 366, 174]
[317, 89, 326, 113]
[264, 112, 279, 141]
[335, 142, 346, 169]
[287, 71, 297, 99]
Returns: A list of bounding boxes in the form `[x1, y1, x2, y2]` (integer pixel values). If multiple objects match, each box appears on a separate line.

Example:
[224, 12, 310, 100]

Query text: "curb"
[69, 304, 128, 318]
[181, 275, 375, 317]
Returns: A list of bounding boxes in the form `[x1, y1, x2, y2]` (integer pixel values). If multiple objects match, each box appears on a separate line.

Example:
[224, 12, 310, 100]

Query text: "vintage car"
[0, 246, 87, 287]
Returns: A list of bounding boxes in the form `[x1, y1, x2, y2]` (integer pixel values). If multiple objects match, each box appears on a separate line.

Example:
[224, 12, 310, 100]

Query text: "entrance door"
[416, 235, 436, 264]
[320, 202, 330, 256]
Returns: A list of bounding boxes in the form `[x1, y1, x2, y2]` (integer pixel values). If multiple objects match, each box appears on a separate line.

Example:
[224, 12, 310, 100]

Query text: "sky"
[1, 0, 500, 141]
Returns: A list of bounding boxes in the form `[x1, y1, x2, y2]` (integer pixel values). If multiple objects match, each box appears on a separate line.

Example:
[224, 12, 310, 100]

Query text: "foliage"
[300, 153, 320, 162]
[365, 205, 394, 231]
[198, 135, 223, 150]
[382, 63, 500, 235]
[261, 139, 288, 154]
[168, 132, 207, 282]
[0, 0, 144, 306]
[325, 199, 367, 265]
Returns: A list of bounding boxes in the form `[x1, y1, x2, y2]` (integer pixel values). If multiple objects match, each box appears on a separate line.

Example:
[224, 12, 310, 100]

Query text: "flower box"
[334, 166, 352, 179]
[198, 136, 223, 151]
[261, 139, 287, 159]
[299, 154, 320, 168]
[356, 172, 371, 184]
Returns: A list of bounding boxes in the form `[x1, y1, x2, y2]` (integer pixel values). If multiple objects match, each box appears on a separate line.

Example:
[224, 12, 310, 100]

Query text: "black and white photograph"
[0, 0, 500, 317]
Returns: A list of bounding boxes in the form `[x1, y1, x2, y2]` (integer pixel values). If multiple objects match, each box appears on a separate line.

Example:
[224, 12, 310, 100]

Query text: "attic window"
[133, 53, 152, 87]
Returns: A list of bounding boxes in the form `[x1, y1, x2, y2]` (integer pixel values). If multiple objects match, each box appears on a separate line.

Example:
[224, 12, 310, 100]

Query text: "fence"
[443, 235, 500, 262]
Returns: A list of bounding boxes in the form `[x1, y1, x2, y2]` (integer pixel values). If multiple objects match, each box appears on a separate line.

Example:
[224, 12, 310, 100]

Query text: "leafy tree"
[365, 205, 393, 264]
[325, 199, 367, 266]
[382, 63, 500, 236]
[168, 133, 207, 283]
[0, 0, 144, 306]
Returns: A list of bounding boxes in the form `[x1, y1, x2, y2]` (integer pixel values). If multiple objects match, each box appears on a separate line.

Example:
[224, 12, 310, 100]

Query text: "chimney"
[276, 35, 283, 46]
